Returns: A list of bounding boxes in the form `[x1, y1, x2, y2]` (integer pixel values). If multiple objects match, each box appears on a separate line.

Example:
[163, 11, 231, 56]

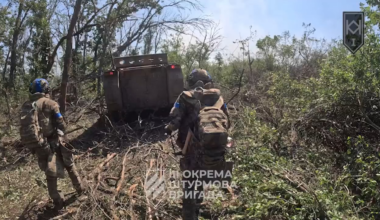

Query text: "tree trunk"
[9, 0, 24, 88]
[96, 2, 117, 96]
[247, 46, 255, 85]
[58, 0, 82, 113]
[73, 31, 80, 100]
[81, 31, 87, 96]
[2, 50, 10, 82]
[97, 36, 107, 96]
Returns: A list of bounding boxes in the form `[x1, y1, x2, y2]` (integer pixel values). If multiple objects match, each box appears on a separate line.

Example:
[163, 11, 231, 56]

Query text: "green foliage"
[221, 109, 354, 219]
[27, 0, 52, 79]
[182, 1, 380, 219]
[3, 0, 380, 219]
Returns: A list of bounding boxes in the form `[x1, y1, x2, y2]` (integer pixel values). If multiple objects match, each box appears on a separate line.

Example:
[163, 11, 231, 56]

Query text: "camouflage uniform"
[166, 69, 230, 149]
[166, 90, 201, 150]
[165, 69, 230, 220]
[22, 78, 84, 210]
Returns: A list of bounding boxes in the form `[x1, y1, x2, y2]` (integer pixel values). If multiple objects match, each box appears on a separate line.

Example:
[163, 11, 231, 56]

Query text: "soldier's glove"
[164, 124, 174, 136]
[41, 140, 53, 154]
[57, 129, 65, 137]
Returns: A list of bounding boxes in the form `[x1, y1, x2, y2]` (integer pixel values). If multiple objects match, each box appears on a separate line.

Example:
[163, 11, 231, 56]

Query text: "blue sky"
[0, 0, 366, 57]
[191, 0, 365, 55]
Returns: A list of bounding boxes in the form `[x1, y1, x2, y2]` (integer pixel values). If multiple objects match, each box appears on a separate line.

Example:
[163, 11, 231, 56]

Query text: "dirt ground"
[0, 107, 236, 220]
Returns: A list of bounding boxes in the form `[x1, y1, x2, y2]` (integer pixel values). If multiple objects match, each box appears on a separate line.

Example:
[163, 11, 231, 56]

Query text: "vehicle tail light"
[171, 65, 175, 69]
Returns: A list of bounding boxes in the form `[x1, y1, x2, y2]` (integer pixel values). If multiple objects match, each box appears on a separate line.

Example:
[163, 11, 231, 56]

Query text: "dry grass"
[0, 103, 236, 220]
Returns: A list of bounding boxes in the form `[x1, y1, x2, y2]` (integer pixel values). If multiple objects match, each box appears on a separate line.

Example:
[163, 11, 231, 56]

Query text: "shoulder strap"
[32, 101, 38, 111]
[183, 91, 193, 98]
[32, 101, 41, 129]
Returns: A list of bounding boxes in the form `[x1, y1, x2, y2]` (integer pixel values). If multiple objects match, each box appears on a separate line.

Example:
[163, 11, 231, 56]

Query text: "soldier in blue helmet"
[20, 78, 84, 210]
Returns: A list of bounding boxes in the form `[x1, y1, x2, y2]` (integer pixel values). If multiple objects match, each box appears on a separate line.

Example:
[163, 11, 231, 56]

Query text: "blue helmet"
[29, 78, 50, 94]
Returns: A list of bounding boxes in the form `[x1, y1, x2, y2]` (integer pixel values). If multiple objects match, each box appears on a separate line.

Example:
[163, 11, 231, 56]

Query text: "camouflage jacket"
[28, 93, 67, 138]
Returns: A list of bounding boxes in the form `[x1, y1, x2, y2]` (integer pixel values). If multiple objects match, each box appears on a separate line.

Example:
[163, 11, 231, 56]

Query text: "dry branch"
[226, 69, 245, 104]
[144, 159, 156, 220]
[109, 152, 128, 220]
[91, 153, 117, 189]
[66, 126, 86, 135]
[46, 2, 115, 75]
[74, 145, 99, 160]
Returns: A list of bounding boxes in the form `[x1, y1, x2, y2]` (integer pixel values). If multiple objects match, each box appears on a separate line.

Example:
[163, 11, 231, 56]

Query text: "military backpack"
[20, 100, 44, 149]
[193, 88, 229, 169]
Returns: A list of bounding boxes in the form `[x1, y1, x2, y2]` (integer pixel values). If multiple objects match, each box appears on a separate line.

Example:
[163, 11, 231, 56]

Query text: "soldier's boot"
[47, 176, 64, 210]
[66, 165, 84, 194]
[182, 179, 198, 220]
[182, 197, 197, 220]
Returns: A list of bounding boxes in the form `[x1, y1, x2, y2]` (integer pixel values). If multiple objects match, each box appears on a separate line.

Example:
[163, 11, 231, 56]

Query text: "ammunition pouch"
[45, 133, 65, 178]
[46, 151, 65, 178]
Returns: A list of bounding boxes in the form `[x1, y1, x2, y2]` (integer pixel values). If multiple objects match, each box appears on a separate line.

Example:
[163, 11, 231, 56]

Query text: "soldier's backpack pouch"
[197, 96, 229, 148]
[46, 152, 65, 178]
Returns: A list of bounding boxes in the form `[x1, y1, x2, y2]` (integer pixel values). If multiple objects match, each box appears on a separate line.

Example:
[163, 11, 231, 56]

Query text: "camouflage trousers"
[180, 155, 228, 220]
[180, 156, 203, 220]
[34, 137, 83, 207]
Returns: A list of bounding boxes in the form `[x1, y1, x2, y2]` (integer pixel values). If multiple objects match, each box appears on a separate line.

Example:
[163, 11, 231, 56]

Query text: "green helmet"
[29, 78, 50, 94]
[187, 69, 212, 89]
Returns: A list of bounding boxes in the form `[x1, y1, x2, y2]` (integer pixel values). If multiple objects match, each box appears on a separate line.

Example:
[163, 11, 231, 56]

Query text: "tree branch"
[45, 2, 115, 75]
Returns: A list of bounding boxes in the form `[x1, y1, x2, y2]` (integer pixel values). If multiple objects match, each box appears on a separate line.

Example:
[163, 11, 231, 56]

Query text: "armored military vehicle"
[103, 53, 184, 119]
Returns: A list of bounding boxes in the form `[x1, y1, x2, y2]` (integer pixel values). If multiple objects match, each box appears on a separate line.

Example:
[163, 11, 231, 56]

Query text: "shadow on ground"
[18, 194, 78, 220]
[68, 107, 172, 155]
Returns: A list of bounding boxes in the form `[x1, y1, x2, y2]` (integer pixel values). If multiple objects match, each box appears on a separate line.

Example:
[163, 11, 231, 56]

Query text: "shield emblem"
[343, 12, 364, 54]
